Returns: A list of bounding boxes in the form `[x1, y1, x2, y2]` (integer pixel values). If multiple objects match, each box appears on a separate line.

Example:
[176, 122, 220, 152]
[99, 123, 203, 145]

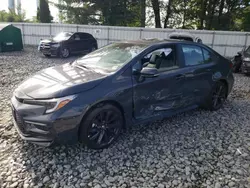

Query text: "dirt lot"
[0, 47, 250, 188]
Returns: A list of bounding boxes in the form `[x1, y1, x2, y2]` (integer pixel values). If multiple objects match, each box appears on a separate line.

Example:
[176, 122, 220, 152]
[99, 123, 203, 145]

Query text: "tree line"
[1, 0, 250, 31]
[54, 0, 250, 31]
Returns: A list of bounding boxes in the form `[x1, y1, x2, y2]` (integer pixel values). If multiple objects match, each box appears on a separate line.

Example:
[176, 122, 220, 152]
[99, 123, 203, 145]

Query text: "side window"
[80, 33, 91, 40]
[202, 48, 213, 63]
[181, 45, 204, 66]
[142, 46, 177, 71]
[197, 38, 202, 43]
[74, 34, 80, 40]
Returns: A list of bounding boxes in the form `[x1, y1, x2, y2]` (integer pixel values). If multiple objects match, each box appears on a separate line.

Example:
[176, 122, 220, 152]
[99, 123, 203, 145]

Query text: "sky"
[1, 0, 58, 21]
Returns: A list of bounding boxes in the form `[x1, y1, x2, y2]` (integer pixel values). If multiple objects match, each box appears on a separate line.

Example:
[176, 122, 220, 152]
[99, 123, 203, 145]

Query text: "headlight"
[243, 57, 250, 61]
[51, 43, 60, 48]
[23, 95, 76, 114]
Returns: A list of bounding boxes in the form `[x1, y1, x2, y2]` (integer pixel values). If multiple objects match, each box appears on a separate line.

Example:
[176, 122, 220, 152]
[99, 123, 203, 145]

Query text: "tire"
[79, 104, 123, 149]
[43, 54, 51, 57]
[203, 81, 227, 111]
[60, 47, 70, 58]
[89, 45, 96, 53]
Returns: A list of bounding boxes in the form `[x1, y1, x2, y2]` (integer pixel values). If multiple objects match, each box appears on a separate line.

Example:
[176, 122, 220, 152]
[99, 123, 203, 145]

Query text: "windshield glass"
[75, 43, 148, 72]
[53, 32, 73, 41]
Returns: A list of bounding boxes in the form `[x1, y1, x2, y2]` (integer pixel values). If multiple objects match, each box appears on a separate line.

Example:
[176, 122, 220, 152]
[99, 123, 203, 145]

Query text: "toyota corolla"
[11, 39, 234, 149]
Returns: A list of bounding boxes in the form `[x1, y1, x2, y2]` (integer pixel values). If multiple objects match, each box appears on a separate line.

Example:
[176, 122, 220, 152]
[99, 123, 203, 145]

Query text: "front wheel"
[60, 47, 70, 58]
[79, 104, 123, 149]
[43, 54, 51, 57]
[203, 81, 227, 111]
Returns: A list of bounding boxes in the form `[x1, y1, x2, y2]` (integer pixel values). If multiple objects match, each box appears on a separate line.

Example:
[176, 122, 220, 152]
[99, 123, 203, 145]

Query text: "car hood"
[14, 63, 108, 99]
[40, 38, 65, 44]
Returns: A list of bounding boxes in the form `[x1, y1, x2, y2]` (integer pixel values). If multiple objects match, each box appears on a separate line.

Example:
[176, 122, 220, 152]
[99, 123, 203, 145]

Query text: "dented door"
[132, 68, 187, 120]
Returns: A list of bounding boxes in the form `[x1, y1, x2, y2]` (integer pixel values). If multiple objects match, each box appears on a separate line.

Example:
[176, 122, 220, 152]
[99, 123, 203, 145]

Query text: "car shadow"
[16, 99, 250, 187]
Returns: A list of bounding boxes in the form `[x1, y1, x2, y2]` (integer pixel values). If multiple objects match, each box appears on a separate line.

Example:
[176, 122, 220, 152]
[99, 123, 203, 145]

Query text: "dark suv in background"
[38, 32, 98, 58]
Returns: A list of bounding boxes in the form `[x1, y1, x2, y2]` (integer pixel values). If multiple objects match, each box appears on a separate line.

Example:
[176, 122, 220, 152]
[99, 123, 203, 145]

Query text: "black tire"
[60, 47, 70, 58]
[203, 81, 227, 111]
[89, 45, 97, 53]
[79, 104, 123, 149]
[43, 54, 51, 57]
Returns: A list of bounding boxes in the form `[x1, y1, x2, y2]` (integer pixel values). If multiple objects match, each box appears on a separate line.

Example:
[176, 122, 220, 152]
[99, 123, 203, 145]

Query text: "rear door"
[132, 44, 188, 120]
[67, 33, 81, 52]
[79, 33, 92, 52]
[179, 44, 217, 105]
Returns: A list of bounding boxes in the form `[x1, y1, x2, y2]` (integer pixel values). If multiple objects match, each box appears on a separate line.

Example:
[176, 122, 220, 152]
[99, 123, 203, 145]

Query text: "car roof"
[118, 38, 199, 46]
[169, 32, 195, 39]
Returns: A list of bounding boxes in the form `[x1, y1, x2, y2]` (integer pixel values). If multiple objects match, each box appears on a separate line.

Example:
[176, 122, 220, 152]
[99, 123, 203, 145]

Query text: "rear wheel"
[204, 81, 227, 111]
[89, 45, 96, 53]
[79, 104, 123, 149]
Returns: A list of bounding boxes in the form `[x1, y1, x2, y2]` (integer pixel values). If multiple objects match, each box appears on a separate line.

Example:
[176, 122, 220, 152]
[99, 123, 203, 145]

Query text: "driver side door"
[132, 45, 187, 120]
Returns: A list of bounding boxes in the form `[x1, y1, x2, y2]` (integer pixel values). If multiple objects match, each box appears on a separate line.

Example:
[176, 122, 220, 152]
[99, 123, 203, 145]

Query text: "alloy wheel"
[212, 83, 227, 110]
[87, 109, 122, 148]
[61, 48, 69, 58]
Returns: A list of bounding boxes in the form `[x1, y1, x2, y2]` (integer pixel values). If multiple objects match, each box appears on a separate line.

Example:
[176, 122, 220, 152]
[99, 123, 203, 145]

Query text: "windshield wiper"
[75, 64, 90, 70]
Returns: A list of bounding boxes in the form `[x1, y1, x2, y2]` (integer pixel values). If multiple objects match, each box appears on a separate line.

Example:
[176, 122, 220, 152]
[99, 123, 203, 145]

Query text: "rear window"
[170, 36, 193, 42]
[80, 33, 93, 39]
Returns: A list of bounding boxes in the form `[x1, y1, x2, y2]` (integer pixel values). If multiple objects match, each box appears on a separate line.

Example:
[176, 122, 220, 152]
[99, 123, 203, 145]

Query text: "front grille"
[40, 43, 51, 50]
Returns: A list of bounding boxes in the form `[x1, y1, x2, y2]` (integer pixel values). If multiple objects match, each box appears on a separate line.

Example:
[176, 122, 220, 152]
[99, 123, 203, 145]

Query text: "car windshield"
[53, 32, 73, 41]
[75, 43, 148, 72]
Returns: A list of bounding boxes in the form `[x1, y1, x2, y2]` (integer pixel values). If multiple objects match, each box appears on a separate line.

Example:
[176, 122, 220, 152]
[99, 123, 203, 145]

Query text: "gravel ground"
[0, 47, 250, 188]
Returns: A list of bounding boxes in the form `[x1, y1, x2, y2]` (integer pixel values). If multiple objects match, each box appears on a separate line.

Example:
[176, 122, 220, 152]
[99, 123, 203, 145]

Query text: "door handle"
[175, 74, 185, 80]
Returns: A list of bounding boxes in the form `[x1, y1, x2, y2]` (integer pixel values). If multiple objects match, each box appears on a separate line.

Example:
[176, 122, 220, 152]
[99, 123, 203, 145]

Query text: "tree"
[0, 10, 26, 22]
[54, 0, 142, 26]
[163, 0, 173, 28]
[38, 0, 53, 23]
[151, 0, 161, 28]
[140, 0, 146, 27]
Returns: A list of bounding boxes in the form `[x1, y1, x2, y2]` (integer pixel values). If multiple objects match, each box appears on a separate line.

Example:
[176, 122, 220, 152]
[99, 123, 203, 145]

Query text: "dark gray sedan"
[11, 39, 234, 149]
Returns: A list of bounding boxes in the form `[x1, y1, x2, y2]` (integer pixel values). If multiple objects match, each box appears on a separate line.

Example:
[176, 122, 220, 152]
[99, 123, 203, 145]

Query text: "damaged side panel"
[132, 69, 189, 120]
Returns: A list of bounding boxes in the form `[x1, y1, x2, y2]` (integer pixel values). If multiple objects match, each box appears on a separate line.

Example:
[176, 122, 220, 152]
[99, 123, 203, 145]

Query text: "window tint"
[181, 45, 204, 66]
[80, 33, 92, 39]
[142, 46, 177, 71]
[74, 34, 80, 40]
[202, 48, 213, 63]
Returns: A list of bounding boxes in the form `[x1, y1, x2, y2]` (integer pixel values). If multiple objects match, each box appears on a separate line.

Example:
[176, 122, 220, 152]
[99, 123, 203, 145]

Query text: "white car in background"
[169, 32, 203, 43]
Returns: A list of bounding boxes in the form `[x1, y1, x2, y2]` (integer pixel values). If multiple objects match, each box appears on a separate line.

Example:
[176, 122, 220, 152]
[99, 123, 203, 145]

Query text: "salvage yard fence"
[4, 22, 250, 57]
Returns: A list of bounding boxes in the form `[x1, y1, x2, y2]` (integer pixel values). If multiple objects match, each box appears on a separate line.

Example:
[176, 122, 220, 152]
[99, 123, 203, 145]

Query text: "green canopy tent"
[0, 24, 23, 52]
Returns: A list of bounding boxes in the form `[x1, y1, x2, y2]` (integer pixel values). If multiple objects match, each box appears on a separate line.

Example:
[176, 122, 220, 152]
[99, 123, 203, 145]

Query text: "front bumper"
[241, 64, 250, 73]
[39, 46, 59, 56]
[11, 96, 83, 146]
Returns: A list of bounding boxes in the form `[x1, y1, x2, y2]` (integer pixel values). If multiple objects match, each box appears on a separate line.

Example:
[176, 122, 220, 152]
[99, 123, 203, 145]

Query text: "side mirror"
[132, 61, 142, 75]
[140, 67, 159, 78]
[237, 51, 242, 55]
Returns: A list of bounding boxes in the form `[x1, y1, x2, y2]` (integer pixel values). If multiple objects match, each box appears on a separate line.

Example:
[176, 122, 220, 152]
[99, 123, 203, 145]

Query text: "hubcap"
[62, 48, 69, 57]
[212, 83, 226, 109]
[87, 110, 121, 147]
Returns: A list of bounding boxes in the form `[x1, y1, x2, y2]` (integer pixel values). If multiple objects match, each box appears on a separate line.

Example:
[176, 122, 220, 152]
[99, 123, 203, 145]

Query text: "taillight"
[229, 62, 233, 69]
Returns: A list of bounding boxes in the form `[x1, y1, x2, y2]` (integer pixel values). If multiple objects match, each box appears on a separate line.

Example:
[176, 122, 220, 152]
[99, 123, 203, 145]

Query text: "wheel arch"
[78, 99, 126, 133]
[219, 79, 229, 97]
